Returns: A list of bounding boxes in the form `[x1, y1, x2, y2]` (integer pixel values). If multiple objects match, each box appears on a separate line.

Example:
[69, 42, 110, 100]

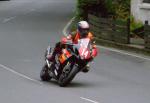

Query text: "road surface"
[0, 0, 150, 103]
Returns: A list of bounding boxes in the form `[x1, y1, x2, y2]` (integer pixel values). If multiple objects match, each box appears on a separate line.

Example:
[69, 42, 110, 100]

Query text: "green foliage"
[76, 0, 130, 20]
[76, 0, 131, 20]
[104, 0, 115, 14]
[76, 0, 98, 20]
[113, 0, 130, 19]
[130, 16, 143, 32]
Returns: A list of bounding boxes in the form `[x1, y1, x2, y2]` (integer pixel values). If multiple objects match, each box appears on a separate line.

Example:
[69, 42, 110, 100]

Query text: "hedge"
[76, 0, 130, 20]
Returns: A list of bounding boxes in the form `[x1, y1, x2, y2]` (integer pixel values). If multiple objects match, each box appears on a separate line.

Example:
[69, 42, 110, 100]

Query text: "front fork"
[46, 59, 51, 68]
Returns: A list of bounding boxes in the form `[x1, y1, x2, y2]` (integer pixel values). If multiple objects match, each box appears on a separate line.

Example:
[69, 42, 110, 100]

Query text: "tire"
[58, 64, 79, 87]
[40, 64, 52, 81]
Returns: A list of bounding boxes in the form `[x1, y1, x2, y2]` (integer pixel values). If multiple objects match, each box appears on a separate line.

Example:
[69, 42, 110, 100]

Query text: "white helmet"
[78, 21, 90, 38]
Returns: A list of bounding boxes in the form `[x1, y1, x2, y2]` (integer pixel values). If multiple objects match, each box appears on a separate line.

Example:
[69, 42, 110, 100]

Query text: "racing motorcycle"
[40, 38, 97, 87]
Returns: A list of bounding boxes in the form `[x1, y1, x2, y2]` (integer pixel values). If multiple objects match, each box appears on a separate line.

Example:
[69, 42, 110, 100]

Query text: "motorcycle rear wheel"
[40, 64, 52, 81]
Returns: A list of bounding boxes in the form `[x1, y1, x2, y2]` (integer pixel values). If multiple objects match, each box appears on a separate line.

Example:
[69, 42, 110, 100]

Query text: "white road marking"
[98, 45, 150, 61]
[2, 9, 36, 23]
[3, 16, 16, 23]
[0, 64, 43, 84]
[80, 97, 99, 103]
[63, 17, 75, 36]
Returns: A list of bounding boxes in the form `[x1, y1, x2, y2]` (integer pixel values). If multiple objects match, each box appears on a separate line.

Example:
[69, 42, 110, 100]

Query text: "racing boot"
[82, 64, 90, 73]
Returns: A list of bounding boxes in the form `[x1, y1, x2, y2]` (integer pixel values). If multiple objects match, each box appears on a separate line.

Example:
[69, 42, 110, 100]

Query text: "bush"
[76, 0, 130, 20]
[76, 0, 98, 20]
[130, 16, 143, 32]
[105, 0, 115, 14]
[113, 0, 130, 20]
[130, 16, 144, 38]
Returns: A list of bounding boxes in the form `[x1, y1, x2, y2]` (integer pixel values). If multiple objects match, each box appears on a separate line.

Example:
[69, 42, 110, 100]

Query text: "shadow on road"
[41, 79, 96, 88]
[67, 82, 95, 88]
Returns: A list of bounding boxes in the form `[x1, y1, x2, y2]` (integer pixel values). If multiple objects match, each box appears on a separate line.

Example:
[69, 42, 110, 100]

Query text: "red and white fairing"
[78, 38, 92, 59]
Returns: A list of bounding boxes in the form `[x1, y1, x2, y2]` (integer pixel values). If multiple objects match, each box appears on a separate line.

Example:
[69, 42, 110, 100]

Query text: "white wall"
[131, 0, 150, 25]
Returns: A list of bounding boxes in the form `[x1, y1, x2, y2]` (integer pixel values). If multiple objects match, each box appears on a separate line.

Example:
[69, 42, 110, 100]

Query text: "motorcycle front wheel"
[58, 63, 79, 87]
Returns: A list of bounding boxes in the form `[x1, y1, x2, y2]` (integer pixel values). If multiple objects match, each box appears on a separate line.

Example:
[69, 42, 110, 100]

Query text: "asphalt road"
[0, 0, 150, 103]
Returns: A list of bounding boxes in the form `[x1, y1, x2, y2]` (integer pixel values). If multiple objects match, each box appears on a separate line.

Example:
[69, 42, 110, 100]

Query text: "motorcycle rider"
[46, 21, 98, 72]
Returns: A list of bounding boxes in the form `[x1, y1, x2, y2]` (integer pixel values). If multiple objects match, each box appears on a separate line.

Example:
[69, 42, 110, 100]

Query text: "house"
[131, 0, 150, 25]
